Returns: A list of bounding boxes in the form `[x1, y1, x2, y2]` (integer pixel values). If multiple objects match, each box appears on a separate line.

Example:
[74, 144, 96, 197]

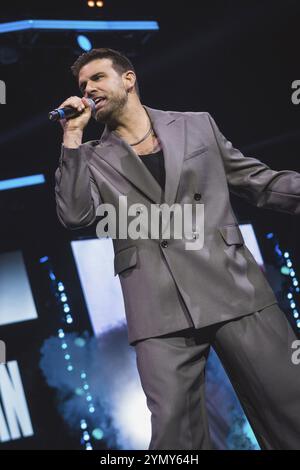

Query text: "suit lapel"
[92, 105, 186, 206]
[152, 109, 186, 207]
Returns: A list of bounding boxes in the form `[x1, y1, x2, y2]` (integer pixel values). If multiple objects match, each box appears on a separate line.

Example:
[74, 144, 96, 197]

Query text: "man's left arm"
[207, 113, 300, 216]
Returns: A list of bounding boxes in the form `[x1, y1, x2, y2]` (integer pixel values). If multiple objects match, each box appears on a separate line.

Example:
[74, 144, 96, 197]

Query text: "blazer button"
[161, 240, 168, 248]
[194, 193, 202, 201]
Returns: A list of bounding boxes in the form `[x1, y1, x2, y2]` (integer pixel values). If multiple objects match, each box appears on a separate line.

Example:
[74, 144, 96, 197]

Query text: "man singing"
[54, 48, 300, 450]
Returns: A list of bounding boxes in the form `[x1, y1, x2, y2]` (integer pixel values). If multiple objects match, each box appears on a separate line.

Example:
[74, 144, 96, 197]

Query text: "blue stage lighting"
[77, 35, 92, 51]
[0, 174, 45, 190]
[0, 20, 159, 34]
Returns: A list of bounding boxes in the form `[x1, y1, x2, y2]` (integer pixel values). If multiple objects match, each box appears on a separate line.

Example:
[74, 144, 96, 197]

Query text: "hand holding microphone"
[49, 96, 95, 132]
[50, 96, 95, 148]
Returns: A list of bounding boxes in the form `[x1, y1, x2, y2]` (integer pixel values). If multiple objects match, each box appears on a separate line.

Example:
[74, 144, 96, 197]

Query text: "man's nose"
[84, 81, 98, 98]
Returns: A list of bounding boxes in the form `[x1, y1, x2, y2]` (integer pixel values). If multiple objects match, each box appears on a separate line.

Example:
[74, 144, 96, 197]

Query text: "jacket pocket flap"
[218, 225, 244, 246]
[184, 146, 208, 161]
[114, 246, 137, 276]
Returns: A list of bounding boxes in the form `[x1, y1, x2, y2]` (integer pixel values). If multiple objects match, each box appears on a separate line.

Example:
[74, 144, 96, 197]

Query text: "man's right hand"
[59, 96, 92, 148]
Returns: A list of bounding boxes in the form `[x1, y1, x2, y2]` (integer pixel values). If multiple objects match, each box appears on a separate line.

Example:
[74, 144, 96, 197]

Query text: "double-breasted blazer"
[55, 106, 300, 345]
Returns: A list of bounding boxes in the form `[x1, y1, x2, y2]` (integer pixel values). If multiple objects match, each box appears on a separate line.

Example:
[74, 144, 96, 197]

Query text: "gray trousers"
[133, 303, 300, 450]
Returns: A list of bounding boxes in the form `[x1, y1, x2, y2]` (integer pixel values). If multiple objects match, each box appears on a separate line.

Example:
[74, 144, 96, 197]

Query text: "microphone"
[48, 98, 96, 122]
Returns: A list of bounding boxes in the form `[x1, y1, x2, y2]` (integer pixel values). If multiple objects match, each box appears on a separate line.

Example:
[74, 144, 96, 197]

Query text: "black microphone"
[48, 98, 96, 122]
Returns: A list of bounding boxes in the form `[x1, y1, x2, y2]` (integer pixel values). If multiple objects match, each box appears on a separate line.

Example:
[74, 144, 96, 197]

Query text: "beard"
[93, 88, 128, 125]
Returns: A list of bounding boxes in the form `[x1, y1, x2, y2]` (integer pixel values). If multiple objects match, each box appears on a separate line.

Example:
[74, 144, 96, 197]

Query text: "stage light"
[96, 1, 104, 6]
[267, 233, 300, 331]
[43, 260, 97, 451]
[275, 244, 282, 256]
[77, 34, 92, 51]
[80, 420, 88, 430]
[116, 385, 151, 447]
[92, 428, 104, 440]
[0, 174, 45, 190]
[74, 337, 86, 347]
[0, 20, 159, 33]
[281, 266, 290, 275]
[87, 1, 95, 6]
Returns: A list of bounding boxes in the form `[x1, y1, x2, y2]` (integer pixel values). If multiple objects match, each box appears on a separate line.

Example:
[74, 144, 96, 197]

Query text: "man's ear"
[123, 70, 136, 93]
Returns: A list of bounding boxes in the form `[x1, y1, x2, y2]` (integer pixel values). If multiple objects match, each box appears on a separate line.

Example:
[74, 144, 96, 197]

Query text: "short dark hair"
[71, 47, 140, 97]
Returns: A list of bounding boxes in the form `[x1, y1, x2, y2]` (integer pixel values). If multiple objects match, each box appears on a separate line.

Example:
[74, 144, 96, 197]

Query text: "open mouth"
[94, 97, 107, 109]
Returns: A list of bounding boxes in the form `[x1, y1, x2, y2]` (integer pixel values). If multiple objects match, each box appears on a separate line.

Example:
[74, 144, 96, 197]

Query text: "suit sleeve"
[207, 113, 300, 216]
[54, 143, 101, 230]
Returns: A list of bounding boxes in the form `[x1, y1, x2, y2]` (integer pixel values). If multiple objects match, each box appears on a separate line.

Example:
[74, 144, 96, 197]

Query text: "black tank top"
[138, 149, 165, 191]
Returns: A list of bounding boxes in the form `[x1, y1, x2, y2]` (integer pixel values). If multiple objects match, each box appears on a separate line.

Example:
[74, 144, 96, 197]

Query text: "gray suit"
[55, 106, 300, 345]
[55, 106, 300, 449]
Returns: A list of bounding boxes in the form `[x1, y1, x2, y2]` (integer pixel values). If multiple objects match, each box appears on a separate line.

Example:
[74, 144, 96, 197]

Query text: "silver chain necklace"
[129, 123, 154, 146]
